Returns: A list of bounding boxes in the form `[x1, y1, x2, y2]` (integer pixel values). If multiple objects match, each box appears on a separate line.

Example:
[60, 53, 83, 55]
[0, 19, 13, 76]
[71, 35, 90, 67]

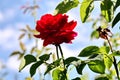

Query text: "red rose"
[34, 14, 77, 46]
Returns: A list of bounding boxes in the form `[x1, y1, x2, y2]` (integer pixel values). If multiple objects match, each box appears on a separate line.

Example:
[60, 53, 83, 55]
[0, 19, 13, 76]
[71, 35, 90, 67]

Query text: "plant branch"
[58, 45, 66, 69]
[106, 37, 119, 79]
[55, 45, 59, 59]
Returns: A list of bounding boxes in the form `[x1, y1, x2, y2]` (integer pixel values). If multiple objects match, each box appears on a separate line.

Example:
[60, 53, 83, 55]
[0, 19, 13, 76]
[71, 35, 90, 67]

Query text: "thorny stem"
[55, 45, 59, 59]
[58, 45, 66, 69]
[106, 37, 119, 79]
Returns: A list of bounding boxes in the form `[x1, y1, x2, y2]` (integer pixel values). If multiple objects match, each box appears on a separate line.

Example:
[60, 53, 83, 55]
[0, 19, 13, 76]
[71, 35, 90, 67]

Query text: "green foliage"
[44, 59, 61, 75]
[112, 12, 120, 28]
[39, 53, 52, 61]
[91, 30, 99, 39]
[100, 0, 114, 22]
[72, 77, 81, 80]
[78, 46, 99, 57]
[80, 0, 94, 23]
[64, 57, 79, 67]
[99, 46, 110, 54]
[30, 61, 43, 77]
[114, 0, 120, 11]
[52, 67, 67, 80]
[75, 63, 86, 75]
[95, 75, 109, 80]
[88, 60, 105, 74]
[19, 54, 37, 72]
[55, 0, 79, 14]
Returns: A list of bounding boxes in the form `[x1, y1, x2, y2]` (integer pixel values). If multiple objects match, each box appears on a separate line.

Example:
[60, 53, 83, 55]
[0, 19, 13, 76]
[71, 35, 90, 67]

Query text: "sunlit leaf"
[80, 0, 94, 23]
[30, 61, 43, 77]
[100, 0, 114, 22]
[39, 53, 52, 61]
[26, 25, 32, 31]
[110, 51, 120, 56]
[19, 54, 37, 72]
[52, 67, 67, 80]
[117, 61, 120, 71]
[91, 30, 99, 39]
[30, 47, 36, 54]
[112, 12, 120, 28]
[78, 46, 99, 57]
[19, 29, 27, 32]
[103, 54, 112, 69]
[25, 77, 33, 80]
[19, 33, 25, 40]
[55, 0, 79, 14]
[44, 59, 61, 75]
[99, 46, 110, 54]
[88, 60, 105, 74]
[20, 41, 26, 51]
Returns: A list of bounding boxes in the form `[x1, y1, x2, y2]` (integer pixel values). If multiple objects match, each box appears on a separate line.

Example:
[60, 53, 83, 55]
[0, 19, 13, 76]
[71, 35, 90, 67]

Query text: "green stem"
[106, 37, 119, 79]
[58, 45, 66, 69]
[55, 45, 59, 59]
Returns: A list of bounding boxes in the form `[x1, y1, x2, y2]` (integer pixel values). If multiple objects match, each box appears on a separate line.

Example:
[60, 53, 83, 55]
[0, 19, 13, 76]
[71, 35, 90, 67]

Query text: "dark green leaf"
[64, 57, 79, 67]
[78, 46, 99, 57]
[76, 63, 86, 75]
[52, 67, 67, 80]
[95, 75, 109, 80]
[72, 77, 81, 80]
[80, 0, 94, 23]
[30, 61, 43, 77]
[114, 0, 120, 11]
[112, 12, 120, 28]
[100, 0, 114, 22]
[39, 53, 52, 61]
[88, 60, 105, 74]
[55, 0, 79, 14]
[19, 54, 37, 72]
[44, 59, 61, 75]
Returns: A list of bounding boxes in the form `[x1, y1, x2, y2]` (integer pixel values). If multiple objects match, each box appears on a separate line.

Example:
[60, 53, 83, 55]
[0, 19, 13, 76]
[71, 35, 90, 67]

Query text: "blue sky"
[1, 0, 118, 80]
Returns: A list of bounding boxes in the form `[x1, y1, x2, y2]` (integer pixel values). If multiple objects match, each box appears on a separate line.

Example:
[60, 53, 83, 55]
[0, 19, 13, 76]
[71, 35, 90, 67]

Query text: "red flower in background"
[34, 14, 77, 46]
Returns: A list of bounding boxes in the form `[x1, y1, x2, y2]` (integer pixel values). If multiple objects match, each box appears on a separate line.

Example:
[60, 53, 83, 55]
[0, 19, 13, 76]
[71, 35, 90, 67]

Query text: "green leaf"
[44, 59, 61, 75]
[103, 54, 112, 69]
[39, 53, 52, 61]
[76, 63, 86, 75]
[52, 67, 67, 80]
[91, 30, 99, 39]
[30, 61, 43, 77]
[19, 54, 37, 72]
[80, 0, 94, 23]
[64, 57, 79, 67]
[100, 0, 114, 22]
[78, 46, 99, 57]
[99, 46, 110, 54]
[95, 75, 109, 80]
[112, 12, 120, 28]
[117, 61, 120, 71]
[110, 51, 120, 56]
[55, 0, 79, 14]
[88, 60, 105, 74]
[72, 77, 81, 80]
[114, 0, 120, 11]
